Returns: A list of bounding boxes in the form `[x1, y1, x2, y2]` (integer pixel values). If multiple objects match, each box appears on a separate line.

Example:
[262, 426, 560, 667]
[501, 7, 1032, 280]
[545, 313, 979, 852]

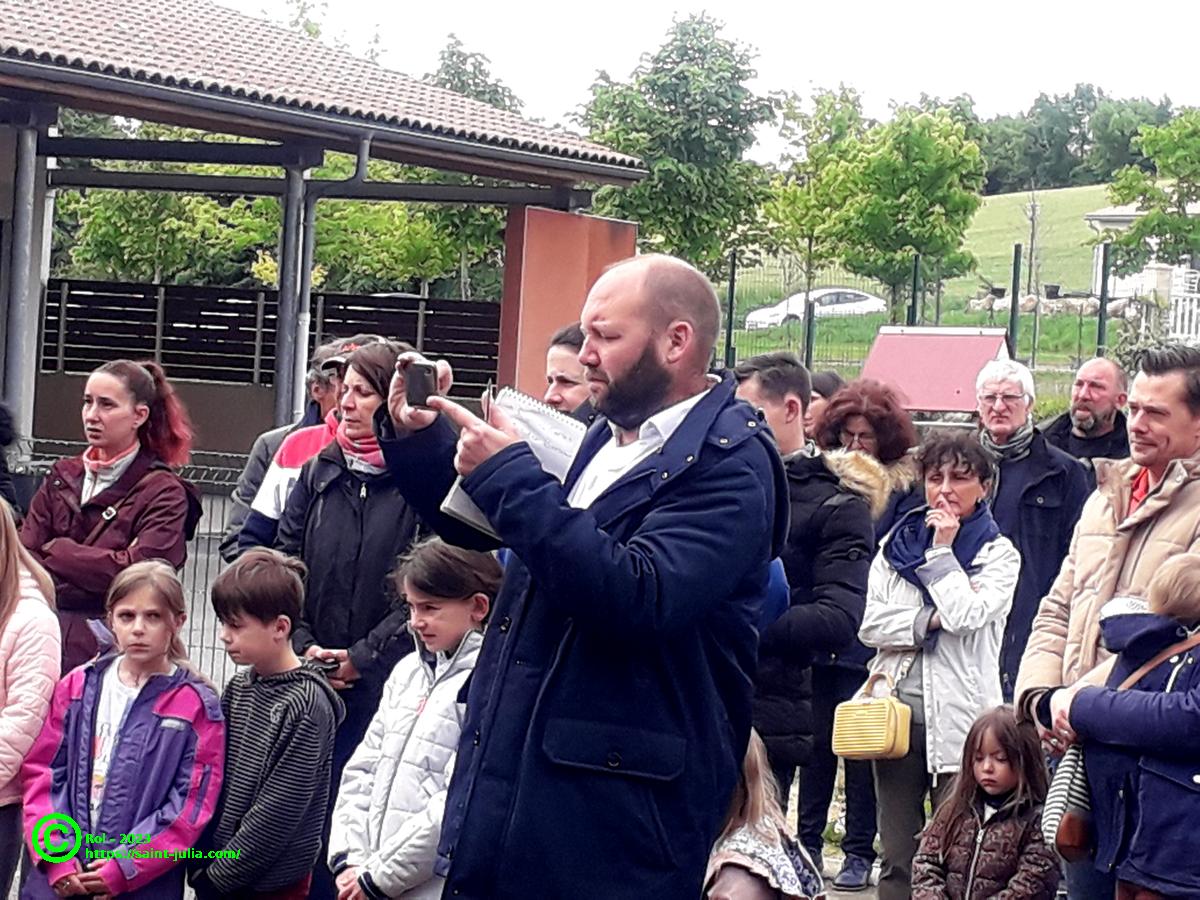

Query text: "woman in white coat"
[328, 539, 502, 900]
[859, 431, 1020, 900]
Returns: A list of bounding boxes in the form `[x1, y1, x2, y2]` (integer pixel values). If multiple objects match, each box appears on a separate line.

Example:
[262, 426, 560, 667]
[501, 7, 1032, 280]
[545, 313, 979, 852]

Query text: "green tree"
[765, 86, 867, 323]
[418, 33, 527, 299]
[579, 13, 776, 276]
[979, 114, 1034, 194]
[1085, 96, 1173, 181]
[830, 109, 985, 319]
[1103, 109, 1200, 274]
[426, 34, 522, 114]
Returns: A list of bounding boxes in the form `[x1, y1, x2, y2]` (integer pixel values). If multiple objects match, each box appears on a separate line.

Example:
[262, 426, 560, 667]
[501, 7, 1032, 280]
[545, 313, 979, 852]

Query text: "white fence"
[1168, 269, 1200, 341]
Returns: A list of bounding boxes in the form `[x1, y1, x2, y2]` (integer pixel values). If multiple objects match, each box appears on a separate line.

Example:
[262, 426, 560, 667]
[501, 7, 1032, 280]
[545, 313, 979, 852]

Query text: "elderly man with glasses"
[974, 359, 1091, 701]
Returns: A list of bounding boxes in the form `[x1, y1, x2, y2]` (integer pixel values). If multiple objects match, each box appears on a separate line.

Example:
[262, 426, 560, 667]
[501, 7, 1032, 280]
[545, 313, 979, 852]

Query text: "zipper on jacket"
[360, 482, 367, 501]
[964, 819, 986, 899]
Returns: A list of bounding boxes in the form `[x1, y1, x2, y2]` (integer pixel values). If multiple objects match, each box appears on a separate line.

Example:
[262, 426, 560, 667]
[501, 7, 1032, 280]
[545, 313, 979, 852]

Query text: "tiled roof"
[0, 0, 641, 174]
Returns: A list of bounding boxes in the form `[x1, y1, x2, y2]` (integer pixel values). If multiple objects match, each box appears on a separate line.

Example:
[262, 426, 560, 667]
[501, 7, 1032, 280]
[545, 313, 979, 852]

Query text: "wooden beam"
[39, 136, 324, 168]
[48, 168, 592, 208]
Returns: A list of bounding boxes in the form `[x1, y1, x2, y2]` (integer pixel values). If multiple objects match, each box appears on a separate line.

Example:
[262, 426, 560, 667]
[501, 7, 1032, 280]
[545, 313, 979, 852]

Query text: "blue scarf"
[882, 502, 1001, 605]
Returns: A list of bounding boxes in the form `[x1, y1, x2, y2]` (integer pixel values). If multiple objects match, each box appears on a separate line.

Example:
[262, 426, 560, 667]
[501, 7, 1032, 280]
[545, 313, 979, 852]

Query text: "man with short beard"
[374, 254, 789, 899]
[1042, 356, 1130, 465]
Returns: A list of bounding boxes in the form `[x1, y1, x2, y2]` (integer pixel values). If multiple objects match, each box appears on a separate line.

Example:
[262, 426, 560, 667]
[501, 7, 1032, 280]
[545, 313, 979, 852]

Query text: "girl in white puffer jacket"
[328, 538, 501, 900]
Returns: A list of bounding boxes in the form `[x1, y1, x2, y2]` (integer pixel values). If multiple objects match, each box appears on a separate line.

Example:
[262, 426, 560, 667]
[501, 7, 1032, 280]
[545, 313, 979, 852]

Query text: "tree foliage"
[579, 13, 776, 276]
[976, 84, 1174, 194]
[764, 86, 867, 295]
[1102, 109, 1200, 275]
[828, 109, 985, 315]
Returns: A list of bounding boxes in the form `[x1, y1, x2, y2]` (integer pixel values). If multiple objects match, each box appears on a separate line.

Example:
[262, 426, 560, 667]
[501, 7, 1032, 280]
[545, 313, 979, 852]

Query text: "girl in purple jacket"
[22, 561, 224, 900]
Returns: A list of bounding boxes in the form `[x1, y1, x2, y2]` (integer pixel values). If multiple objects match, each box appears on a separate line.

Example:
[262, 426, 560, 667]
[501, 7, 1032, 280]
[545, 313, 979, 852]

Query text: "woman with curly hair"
[798, 378, 920, 890]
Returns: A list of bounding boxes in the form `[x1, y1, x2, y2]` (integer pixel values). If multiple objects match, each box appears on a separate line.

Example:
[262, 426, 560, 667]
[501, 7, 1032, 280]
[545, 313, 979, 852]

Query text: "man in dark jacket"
[376, 254, 788, 899]
[1042, 356, 1130, 468]
[735, 352, 877, 891]
[976, 359, 1091, 701]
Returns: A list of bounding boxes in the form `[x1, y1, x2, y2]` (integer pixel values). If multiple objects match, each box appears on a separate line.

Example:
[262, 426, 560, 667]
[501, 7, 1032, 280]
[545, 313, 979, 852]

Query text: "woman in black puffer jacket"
[276, 340, 423, 900]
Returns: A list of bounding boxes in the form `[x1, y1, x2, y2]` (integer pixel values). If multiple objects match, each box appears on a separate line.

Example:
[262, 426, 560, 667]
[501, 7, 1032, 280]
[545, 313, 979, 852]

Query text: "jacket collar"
[564, 372, 788, 555]
[408, 626, 484, 682]
[1095, 454, 1200, 530]
[55, 447, 161, 509]
[312, 441, 394, 492]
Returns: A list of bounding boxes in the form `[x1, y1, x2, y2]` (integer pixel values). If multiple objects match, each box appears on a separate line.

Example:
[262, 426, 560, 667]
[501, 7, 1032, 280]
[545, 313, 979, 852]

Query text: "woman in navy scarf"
[858, 431, 1021, 900]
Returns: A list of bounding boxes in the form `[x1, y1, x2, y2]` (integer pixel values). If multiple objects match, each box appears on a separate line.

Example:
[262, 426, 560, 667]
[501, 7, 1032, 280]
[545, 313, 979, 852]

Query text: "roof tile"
[0, 0, 640, 171]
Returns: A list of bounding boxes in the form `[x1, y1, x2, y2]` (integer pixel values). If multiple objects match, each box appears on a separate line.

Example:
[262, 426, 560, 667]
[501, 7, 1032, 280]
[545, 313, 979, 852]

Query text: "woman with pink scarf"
[275, 340, 425, 900]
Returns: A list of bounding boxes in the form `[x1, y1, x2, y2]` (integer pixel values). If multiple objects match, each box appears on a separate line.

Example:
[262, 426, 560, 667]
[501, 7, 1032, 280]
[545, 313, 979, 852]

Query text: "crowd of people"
[2, 251, 1200, 900]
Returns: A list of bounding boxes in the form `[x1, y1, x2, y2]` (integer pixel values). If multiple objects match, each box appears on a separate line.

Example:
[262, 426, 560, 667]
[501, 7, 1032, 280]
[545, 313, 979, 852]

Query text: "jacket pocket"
[542, 718, 685, 871]
[1127, 756, 1200, 889]
[542, 718, 686, 781]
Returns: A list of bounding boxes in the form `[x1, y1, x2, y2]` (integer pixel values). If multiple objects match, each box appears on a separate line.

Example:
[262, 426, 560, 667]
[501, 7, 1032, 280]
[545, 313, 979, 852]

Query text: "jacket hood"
[1098, 611, 1191, 657]
[820, 449, 894, 520]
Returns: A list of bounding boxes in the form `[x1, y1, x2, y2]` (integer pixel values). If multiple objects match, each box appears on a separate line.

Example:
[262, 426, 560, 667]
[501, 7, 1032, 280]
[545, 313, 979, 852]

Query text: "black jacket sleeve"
[759, 491, 873, 656]
[219, 429, 279, 562]
[275, 468, 317, 653]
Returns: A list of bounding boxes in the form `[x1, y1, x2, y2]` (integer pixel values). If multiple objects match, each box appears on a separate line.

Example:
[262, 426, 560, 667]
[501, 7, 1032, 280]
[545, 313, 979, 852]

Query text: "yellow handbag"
[831, 673, 912, 761]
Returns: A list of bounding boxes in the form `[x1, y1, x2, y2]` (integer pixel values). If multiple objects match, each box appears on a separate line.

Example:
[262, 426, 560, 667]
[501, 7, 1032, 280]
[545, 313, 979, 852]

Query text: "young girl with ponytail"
[21, 561, 224, 900]
[21, 359, 203, 669]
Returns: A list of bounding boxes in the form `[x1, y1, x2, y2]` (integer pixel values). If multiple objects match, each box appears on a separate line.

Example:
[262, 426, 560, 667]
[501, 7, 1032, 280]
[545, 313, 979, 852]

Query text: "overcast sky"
[230, 0, 1199, 164]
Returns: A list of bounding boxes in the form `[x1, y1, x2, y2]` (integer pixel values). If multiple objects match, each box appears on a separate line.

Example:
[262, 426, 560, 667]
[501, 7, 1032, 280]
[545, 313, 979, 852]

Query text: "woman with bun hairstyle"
[21, 359, 202, 670]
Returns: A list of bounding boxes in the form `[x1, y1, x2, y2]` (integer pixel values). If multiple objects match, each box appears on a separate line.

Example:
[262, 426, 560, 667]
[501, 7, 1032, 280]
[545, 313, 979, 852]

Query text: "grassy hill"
[733, 182, 1113, 317]
[959, 182, 1110, 299]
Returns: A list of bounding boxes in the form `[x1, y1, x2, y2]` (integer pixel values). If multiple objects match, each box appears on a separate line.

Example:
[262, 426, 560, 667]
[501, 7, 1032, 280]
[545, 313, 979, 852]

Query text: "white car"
[744, 288, 888, 330]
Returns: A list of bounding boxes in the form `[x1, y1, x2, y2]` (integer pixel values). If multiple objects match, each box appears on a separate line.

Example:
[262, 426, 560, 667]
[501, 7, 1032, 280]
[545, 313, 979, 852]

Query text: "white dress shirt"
[567, 379, 717, 510]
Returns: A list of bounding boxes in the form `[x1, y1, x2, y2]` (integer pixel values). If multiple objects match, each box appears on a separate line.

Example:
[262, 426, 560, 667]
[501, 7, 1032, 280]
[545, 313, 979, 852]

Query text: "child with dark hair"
[328, 537, 501, 900]
[191, 548, 345, 900]
[912, 706, 1059, 899]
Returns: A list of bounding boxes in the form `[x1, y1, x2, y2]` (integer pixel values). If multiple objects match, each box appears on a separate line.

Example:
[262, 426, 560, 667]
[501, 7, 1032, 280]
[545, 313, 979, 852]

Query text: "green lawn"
[954, 182, 1110, 300]
[731, 182, 1113, 319]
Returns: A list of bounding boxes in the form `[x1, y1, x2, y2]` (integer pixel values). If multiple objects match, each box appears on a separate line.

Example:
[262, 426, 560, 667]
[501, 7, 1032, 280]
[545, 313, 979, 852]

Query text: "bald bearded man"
[375, 254, 788, 899]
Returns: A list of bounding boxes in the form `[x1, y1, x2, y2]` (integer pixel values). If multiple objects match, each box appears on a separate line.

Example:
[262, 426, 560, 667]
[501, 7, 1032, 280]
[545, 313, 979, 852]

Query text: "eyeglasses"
[840, 429, 877, 448]
[978, 393, 1027, 408]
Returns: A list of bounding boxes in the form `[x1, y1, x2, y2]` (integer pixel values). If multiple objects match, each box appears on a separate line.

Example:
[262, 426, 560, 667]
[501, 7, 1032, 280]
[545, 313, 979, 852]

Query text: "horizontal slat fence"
[41, 280, 500, 398]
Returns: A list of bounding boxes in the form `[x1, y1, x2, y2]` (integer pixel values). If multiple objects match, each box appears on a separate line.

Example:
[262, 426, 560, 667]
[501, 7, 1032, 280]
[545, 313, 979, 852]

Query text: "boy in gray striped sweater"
[191, 548, 345, 900]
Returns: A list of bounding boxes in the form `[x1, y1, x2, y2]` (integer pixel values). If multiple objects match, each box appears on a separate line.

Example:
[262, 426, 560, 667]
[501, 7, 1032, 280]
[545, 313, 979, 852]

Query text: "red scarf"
[335, 420, 385, 470]
[81, 441, 140, 475]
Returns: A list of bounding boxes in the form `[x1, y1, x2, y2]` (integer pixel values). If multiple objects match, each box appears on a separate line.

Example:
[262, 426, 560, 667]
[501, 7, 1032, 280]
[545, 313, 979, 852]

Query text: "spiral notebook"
[440, 388, 589, 538]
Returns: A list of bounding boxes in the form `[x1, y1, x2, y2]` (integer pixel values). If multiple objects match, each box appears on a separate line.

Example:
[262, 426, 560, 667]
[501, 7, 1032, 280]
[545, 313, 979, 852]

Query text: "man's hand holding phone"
[388, 354, 454, 431]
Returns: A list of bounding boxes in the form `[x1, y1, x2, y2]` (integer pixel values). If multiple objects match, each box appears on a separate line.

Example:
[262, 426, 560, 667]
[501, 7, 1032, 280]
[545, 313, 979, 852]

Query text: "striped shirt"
[199, 662, 343, 893]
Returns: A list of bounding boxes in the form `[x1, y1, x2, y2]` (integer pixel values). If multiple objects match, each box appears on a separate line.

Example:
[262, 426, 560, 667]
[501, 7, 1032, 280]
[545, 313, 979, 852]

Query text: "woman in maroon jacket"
[21, 359, 201, 670]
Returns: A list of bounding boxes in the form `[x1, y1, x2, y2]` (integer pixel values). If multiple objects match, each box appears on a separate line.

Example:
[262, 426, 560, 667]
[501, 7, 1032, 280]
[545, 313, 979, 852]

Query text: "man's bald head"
[597, 254, 721, 370]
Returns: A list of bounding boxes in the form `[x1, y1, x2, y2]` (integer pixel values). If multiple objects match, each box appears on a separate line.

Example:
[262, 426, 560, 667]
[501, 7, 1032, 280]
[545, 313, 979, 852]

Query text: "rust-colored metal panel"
[499, 207, 637, 398]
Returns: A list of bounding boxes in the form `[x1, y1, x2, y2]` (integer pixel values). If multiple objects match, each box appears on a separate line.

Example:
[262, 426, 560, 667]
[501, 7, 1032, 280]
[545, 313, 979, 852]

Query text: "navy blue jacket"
[1071, 613, 1200, 895]
[995, 433, 1091, 700]
[376, 374, 788, 899]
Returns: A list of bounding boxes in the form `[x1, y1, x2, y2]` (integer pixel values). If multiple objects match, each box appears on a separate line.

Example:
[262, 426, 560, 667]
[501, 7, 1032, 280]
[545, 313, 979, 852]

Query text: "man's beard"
[592, 343, 673, 431]
[1070, 404, 1116, 435]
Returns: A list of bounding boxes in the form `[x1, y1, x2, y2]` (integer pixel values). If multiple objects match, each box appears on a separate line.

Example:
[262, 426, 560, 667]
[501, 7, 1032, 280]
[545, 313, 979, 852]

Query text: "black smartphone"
[310, 656, 340, 675]
[406, 361, 438, 409]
